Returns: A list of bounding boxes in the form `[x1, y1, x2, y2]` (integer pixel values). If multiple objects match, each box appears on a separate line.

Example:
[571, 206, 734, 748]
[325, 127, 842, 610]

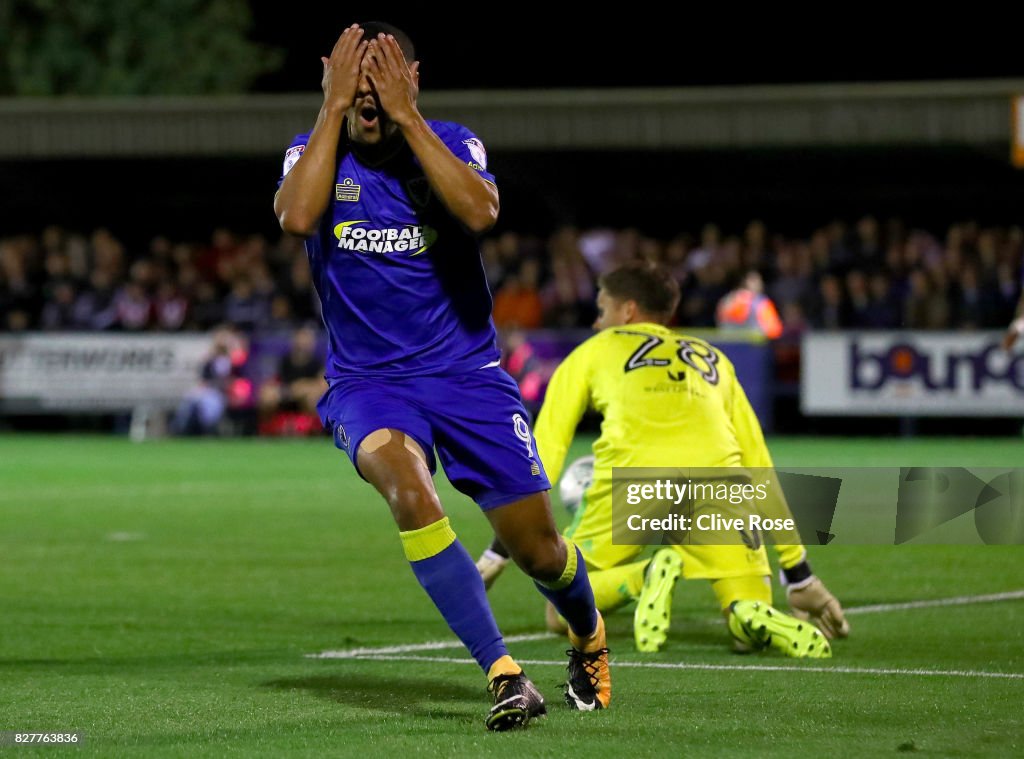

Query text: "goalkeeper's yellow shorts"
[565, 478, 771, 581]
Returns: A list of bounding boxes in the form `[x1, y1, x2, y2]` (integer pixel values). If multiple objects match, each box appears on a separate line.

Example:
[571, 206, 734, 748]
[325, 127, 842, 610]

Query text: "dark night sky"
[248, 7, 1024, 93]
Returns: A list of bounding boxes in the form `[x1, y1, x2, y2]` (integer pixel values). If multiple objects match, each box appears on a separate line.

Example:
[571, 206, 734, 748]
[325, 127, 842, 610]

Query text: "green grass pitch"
[1, 434, 1022, 757]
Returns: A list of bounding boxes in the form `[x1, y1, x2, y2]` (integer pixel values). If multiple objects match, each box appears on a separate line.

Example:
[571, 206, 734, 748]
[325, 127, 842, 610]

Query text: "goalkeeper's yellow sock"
[712, 575, 772, 611]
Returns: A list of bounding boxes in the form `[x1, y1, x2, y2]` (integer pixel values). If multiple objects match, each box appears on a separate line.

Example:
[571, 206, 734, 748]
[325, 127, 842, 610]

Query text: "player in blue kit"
[273, 22, 609, 729]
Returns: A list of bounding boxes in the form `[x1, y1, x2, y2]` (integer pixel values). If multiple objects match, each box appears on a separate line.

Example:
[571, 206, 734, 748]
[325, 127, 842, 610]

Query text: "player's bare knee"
[509, 537, 566, 583]
[386, 484, 443, 528]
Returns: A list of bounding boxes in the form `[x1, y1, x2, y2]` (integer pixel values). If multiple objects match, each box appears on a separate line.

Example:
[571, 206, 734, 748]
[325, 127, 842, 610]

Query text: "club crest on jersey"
[462, 138, 487, 169]
[405, 176, 431, 207]
[333, 220, 438, 256]
[335, 178, 361, 202]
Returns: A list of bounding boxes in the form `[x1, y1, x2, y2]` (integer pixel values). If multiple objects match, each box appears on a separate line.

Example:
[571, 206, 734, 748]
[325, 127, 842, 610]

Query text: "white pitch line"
[309, 632, 556, 659]
[308, 589, 1024, 660]
[844, 589, 1024, 615]
[347, 654, 1024, 681]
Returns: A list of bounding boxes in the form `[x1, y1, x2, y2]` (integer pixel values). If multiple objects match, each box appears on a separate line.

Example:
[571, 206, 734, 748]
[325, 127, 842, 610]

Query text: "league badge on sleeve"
[462, 138, 488, 170]
[283, 144, 305, 176]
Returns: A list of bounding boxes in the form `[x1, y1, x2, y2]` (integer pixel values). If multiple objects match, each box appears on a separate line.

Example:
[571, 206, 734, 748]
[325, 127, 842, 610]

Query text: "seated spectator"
[0, 240, 39, 328]
[780, 301, 808, 338]
[492, 259, 544, 329]
[223, 274, 270, 331]
[768, 243, 812, 310]
[809, 274, 847, 329]
[189, 281, 225, 331]
[73, 270, 118, 330]
[845, 270, 872, 328]
[904, 269, 949, 329]
[864, 272, 901, 328]
[541, 247, 595, 328]
[258, 326, 327, 436]
[851, 215, 884, 270]
[741, 219, 768, 271]
[40, 281, 78, 330]
[953, 265, 998, 329]
[994, 262, 1021, 327]
[679, 261, 729, 327]
[153, 281, 190, 331]
[686, 223, 720, 273]
[113, 281, 152, 331]
[196, 228, 239, 283]
[172, 326, 251, 435]
[284, 255, 321, 323]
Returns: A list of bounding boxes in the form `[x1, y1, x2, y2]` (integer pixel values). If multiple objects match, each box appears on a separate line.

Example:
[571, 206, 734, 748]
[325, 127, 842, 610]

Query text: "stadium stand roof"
[2, 79, 1022, 157]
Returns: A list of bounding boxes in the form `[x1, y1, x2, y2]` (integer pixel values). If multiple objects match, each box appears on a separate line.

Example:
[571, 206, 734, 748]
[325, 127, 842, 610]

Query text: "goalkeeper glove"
[779, 560, 850, 640]
[1002, 316, 1024, 350]
[476, 548, 508, 590]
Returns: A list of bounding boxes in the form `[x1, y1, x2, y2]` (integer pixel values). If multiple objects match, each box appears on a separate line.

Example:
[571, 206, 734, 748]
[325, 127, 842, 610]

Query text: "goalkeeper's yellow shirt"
[534, 323, 773, 485]
[534, 322, 804, 568]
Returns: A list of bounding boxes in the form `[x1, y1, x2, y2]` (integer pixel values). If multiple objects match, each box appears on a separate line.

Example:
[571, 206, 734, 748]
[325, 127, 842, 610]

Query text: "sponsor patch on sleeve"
[462, 138, 487, 170]
[282, 144, 305, 177]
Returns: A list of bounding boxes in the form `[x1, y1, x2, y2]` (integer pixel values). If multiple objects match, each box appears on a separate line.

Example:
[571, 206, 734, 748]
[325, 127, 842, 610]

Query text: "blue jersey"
[279, 120, 500, 379]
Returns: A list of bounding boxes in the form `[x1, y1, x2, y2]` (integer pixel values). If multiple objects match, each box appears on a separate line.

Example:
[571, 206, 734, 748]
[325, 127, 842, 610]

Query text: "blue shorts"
[318, 366, 551, 510]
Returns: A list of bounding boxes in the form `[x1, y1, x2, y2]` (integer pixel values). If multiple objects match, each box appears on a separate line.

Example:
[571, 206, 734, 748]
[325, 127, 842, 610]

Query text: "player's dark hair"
[599, 262, 681, 320]
[357, 21, 415, 61]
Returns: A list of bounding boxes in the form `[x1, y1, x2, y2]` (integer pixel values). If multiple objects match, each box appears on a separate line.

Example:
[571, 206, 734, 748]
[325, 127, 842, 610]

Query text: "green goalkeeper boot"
[728, 600, 832, 658]
[633, 549, 683, 652]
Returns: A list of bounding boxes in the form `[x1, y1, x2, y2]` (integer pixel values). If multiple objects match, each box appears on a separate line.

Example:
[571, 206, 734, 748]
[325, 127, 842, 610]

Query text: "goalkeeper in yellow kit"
[478, 262, 849, 656]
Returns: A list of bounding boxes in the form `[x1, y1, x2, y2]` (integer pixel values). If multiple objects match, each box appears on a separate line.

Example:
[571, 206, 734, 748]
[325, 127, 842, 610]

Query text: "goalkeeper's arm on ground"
[727, 369, 850, 639]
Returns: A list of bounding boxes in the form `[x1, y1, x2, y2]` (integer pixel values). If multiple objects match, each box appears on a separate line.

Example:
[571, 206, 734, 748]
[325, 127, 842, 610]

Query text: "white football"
[558, 455, 595, 514]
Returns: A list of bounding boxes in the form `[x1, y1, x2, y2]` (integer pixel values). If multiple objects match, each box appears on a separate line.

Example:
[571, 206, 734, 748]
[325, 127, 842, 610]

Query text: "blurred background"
[2, 5, 1023, 440]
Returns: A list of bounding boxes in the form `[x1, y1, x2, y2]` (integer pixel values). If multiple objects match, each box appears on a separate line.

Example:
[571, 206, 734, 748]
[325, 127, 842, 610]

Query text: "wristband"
[780, 559, 814, 590]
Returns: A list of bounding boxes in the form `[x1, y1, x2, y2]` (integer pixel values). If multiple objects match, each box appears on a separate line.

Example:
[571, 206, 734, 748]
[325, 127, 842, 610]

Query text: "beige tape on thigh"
[403, 434, 428, 467]
[359, 428, 392, 453]
[358, 428, 427, 467]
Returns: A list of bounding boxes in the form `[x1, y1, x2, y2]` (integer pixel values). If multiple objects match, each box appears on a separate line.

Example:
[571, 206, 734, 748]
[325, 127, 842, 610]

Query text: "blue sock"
[401, 518, 508, 674]
[534, 542, 598, 638]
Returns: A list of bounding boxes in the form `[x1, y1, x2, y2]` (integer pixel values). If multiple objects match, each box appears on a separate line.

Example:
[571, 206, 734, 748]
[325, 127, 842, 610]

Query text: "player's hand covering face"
[363, 34, 421, 129]
[321, 25, 368, 110]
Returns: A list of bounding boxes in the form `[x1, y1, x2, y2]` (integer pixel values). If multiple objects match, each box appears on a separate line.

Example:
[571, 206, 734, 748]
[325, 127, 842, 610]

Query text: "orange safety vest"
[716, 289, 783, 339]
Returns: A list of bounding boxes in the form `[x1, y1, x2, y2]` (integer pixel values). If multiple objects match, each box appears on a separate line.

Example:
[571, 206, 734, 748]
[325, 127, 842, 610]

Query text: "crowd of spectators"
[2, 217, 1021, 336]
[0, 226, 318, 333]
[485, 218, 1023, 336]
